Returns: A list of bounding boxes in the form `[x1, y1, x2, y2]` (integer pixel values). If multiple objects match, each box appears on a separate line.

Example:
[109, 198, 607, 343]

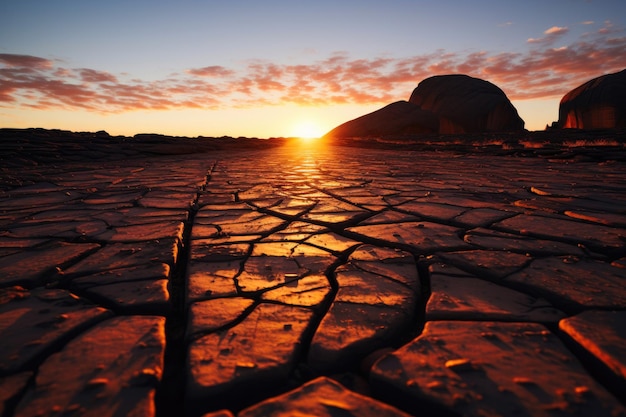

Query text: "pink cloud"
[0, 53, 52, 69]
[186, 66, 235, 77]
[1, 26, 624, 113]
[79, 68, 118, 84]
[545, 26, 568, 35]
[597, 20, 621, 35]
[528, 26, 569, 44]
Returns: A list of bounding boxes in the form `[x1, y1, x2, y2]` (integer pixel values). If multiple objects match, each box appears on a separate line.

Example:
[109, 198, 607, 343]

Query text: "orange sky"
[1, 1, 625, 137]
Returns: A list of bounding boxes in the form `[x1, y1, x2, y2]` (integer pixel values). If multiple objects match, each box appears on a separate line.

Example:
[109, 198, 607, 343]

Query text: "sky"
[1, 0, 625, 138]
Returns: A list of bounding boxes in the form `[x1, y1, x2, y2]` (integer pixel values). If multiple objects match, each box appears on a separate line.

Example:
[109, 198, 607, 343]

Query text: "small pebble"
[445, 358, 474, 372]
[513, 376, 535, 385]
[85, 378, 109, 389]
[235, 361, 257, 370]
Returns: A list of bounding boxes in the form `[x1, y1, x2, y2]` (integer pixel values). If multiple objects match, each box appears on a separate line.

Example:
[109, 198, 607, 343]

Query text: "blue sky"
[1, 0, 625, 137]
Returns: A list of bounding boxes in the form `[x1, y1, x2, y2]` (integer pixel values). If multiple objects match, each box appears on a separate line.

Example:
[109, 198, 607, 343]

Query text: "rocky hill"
[325, 74, 524, 138]
[555, 69, 626, 129]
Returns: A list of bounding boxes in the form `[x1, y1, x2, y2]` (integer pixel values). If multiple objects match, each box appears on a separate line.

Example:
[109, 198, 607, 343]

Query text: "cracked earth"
[1, 137, 625, 417]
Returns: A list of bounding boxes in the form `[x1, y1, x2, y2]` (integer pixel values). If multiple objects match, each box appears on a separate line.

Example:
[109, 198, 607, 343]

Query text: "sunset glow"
[1, 1, 625, 136]
[290, 121, 325, 140]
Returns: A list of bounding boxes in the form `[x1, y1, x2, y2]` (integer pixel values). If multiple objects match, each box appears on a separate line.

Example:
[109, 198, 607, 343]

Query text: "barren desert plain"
[1, 128, 625, 417]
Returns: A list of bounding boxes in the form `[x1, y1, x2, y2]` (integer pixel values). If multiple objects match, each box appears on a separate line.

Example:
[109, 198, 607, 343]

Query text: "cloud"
[79, 69, 118, 84]
[598, 20, 620, 34]
[0, 53, 52, 69]
[1, 26, 625, 112]
[186, 66, 235, 77]
[528, 26, 569, 44]
[545, 26, 568, 35]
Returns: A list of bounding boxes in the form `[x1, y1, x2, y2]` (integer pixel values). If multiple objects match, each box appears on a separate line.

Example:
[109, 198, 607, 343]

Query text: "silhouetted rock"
[324, 101, 439, 138]
[325, 74, 524, 138]
[408, 74, 525, 133]
[556, 69, 626, 129]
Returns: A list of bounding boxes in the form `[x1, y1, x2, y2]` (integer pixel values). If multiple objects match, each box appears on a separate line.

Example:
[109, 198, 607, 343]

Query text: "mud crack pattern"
[1, 141, 625, 417]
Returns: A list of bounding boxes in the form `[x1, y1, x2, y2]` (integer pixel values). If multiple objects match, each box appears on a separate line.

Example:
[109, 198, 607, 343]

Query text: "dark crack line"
[156, 161, 217, 417]
[290, 245, 357, 376]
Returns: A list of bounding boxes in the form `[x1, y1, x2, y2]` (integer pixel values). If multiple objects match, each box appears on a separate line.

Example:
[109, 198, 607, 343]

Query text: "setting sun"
[291, 121, 325, 140]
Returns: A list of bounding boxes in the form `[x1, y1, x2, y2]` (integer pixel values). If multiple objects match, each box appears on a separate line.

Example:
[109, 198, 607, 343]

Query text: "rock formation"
[556, 69, 626, 129]
[323, 101, 439, 138]
[408, 74, 525, 134]
[325, 74, 524, 138]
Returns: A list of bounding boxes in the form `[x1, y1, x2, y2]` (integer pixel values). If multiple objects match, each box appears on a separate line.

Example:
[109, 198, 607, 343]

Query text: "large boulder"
[556, 69, 626, 129]
[408, 74, 524, 134]
[325, 74, 524, 138]
[324, 101, 439, 138]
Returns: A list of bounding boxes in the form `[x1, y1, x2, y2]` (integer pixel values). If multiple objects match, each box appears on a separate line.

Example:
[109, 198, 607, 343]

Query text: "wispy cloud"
[598, 19, 620, 34]
[527, 26, 569, 44]
[185, 66, 235, 77]
[0, 54, 52, 69]
[1, 27, 625, 112]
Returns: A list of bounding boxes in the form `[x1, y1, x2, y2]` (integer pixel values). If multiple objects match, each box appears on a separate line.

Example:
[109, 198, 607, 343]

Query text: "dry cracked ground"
[1, 137, 625, 417]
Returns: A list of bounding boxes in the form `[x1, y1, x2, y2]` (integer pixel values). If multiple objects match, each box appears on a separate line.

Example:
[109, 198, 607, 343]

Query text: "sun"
[291, 121, 325, 140]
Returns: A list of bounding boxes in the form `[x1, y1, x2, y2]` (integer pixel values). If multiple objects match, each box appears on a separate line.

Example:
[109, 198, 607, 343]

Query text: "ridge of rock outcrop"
[323, 101, 439, 138]
[556, 69, 626, 129]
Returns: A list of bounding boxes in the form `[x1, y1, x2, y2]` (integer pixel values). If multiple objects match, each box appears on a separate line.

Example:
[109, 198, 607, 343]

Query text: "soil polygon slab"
[187, 297, 255, 338]
[237, 256, 307, 293]
[463, 228, 585, 256]
[0, 372, 32, 415]
[3, 221, 108, 240]
[83, 279, 170, 315]
[559, 310, 626, 380]
[0, 241, 100, 286]
[564, 210, 626, 227]
[15, 316, 165, 417]
[436, 250, 530, 280]
[239, 376, 411, 417]
[138, 191, 196, 209]
[261, 274, 331, 307]
[453, 208, 514, 227]
[505, 257, 626, 310]
[65, 240, 179, 276]
[186, 261, 240, 302]
[396, 201, 467, 221]
[70, 263, 170, 289]
[495, 214, 626, 254]
[102, 221, 185, 243]
[0, 287, 111, 374]
[350, 254, 419, 288]
[304, 233, 360, 253]
[334, 268, 416, 307]
[0, 192, 77, 210]
[308, 302, 414, 373]
[371, 321, 626, 417]
[358, 210, 420, 225]
[186, 303, 313, 403]
[426, 275, 565, 323]
[191, 242, 250, 262]
[347, 221, 469, 253]
[303, 211, 367, 224]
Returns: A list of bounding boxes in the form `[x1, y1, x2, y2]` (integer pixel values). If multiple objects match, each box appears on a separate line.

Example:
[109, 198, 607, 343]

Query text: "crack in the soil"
[156, 162, 216, 417]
